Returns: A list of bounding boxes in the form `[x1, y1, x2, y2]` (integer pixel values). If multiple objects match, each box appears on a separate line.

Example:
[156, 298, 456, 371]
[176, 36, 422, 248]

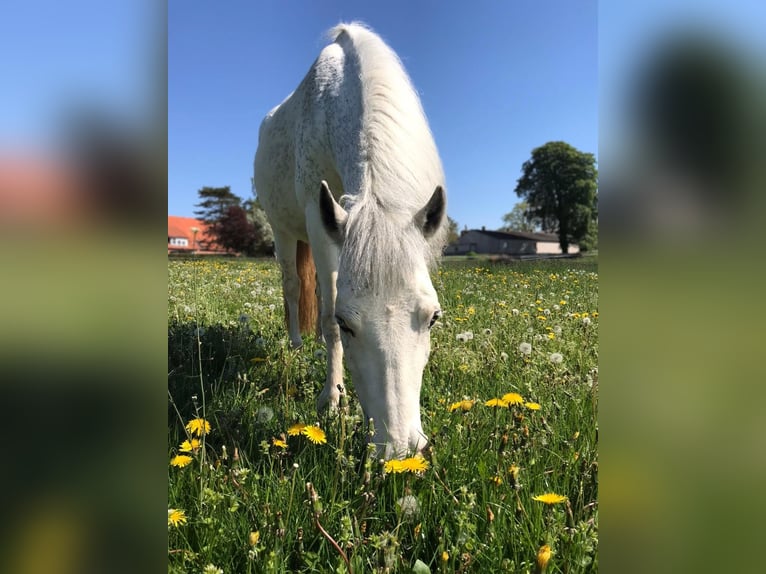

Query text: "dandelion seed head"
[549, 353, 564, 364]
[518, 342, 532, 355]
[396, 495, 420, 518]
[256, 406, 274, 424]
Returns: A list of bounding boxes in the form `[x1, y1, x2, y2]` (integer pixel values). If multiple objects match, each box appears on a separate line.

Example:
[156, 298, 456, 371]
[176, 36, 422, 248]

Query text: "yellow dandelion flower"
[485, 398, 509, 408]
[399, 456, 429, 474]
[185, 418, 211, 436]
[537, 544, 552, 570]
[501, 392, 524, 405]
[301, 425, 327, 445]
[287, 423, 307, 436]
[442, 551, 449, 562]
[249, 531, 260, 546]
[272, 438, 288, 449]
[509, 464, 520, 480]
[524, 402, 541, 411]
[537, 315, 547, 321]
[168, 508, 187, 527]
[547, 333, 555, 340]
[384, 459, 405, 474]
[170, 454, 193, 468]
[490, 475, 503, 486]
[532, 493, 567, 505]
[449, 399, 474, 412]
[179, 438, 201, 452]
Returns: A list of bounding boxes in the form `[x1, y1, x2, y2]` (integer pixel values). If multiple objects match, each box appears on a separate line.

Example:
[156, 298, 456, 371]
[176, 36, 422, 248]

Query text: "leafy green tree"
[245, 198, 275, 256]
[515, 141, 598, 253]
[194, 186, 241, 226]
[446, 216, 460, 245]
[500, 201, 537, 232]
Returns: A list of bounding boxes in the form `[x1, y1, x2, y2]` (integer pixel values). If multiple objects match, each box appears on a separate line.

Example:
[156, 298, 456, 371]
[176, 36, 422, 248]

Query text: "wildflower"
[185, 418, 211, 436]
[384, 459, 405, 474]
[511, 308, 519, 316]
[414, 523, 422, 537]
[537, 544, 552, 571]
[202, 565, 223, 574]
[396, 495, 421, 518]
[509, 464, 520, 481]
[399, 456, 429, 474]
[287, 423, 307, 436]
[501, 392, 524, 405]
[518, 342, 532, 355]
[170, 455, 193, 468]
[179, 438, 201, 452]
[525, 402, 541, 411]
[549, 353, 564, 364]
[249, 530, 260, 546]
[442, 551, 450, 562]
[168, 508, 187, 527]
[547, 332, 555, 340]
[256, 406, 274, 423]
[533, 493, 567, 505]
[500, 352, 509, 361]
[485, 398, 509, 408]
[301, 425, 327, 444]
[272, 438, 288, 449]
[449, 399, 474, 412]
[490, 475, 503, 486]
[483, 328, 492, 335]
[582, 317, 592, 326]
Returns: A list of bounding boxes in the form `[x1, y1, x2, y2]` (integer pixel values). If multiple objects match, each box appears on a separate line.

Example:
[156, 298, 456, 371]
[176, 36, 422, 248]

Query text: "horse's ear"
[415, 186, 446, 238]
[319, 181, 347, 243]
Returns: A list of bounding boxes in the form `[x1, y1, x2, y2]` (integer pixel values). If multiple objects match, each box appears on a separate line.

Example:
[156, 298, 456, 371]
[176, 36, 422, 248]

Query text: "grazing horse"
[254, 22, 447, 457]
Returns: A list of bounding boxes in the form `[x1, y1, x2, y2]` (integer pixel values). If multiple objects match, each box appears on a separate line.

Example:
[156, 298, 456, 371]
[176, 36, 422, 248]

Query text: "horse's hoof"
[316, 387, 341, 413]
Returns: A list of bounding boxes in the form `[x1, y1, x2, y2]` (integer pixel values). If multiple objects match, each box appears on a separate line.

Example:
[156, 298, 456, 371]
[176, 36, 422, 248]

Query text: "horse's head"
[318, 181, 446, 458]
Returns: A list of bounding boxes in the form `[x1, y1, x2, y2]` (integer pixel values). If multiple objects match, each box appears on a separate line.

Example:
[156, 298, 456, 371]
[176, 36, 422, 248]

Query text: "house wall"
[444, 230, 580, 256]
[445, 231, 536, 255]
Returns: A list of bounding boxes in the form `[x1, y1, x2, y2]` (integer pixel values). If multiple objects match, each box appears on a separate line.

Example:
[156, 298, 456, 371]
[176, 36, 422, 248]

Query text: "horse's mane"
[327, 23, 447, 288]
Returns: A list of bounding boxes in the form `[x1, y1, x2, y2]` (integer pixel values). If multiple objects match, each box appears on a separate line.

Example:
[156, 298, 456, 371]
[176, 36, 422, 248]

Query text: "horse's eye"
[335, 315, 354, 337]
[428, 310, 442, 329]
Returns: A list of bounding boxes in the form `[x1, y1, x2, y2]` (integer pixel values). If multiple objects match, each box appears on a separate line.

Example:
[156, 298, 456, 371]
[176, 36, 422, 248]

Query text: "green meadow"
[168, 257, 598, 573]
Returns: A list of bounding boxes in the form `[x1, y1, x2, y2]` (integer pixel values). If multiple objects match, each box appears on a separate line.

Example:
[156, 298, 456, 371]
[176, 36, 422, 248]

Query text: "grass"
[168, 257, 598, 573]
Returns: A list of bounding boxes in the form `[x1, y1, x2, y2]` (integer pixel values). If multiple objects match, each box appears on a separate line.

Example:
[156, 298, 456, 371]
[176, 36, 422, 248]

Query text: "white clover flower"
[519, 342, 532, 355]
[549, 352, 564, 364]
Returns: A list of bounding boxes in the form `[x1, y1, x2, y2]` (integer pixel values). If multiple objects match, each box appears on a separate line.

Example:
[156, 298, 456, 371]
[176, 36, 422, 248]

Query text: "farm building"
[168, 216, 231, 255]
[444, 228, 579, 256]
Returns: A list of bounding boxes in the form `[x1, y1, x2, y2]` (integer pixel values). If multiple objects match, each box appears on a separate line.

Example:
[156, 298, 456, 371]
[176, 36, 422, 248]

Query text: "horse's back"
[254, 43, 347, 240]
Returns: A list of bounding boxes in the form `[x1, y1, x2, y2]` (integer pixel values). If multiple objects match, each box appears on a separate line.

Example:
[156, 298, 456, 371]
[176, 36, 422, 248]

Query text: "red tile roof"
[168, 216, 231, 254]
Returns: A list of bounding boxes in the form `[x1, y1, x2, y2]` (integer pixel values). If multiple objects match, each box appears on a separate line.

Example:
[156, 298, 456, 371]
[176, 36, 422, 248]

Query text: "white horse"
[254, 22, 447, 457]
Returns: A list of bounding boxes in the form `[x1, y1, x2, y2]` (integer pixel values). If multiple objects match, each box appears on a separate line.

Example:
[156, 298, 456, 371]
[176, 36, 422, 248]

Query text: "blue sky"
[169, 1, 597, 230]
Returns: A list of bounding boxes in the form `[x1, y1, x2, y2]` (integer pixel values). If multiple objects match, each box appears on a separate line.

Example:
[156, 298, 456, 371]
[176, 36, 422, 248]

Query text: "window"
[169, 237, 189, 247]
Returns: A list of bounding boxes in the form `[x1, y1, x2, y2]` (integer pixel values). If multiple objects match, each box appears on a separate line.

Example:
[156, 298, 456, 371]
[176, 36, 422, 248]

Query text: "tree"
[515, 141, 598, 253]
[218, 205, 259, 254]
[446, 216, 460, 245]
[500, 201, 537, 232]
[194, 186, 241, 226]
[245, 198, 275, 256]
